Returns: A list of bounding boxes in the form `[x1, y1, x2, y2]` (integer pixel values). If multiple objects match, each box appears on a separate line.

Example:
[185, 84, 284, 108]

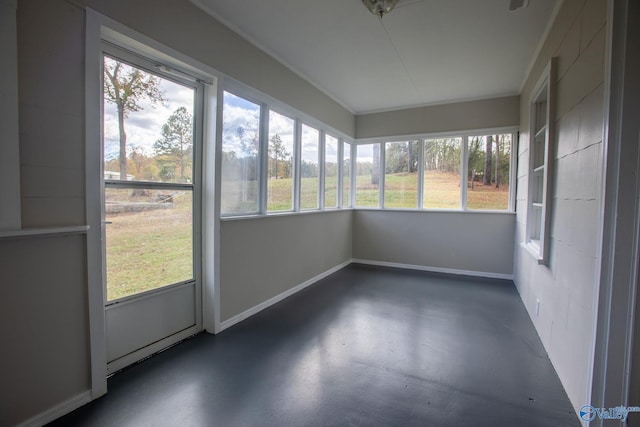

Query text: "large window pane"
[325, 134, 338, 208]
[466, 134, 511, 210]
[424, 138, 462, 209]
[342, 142, 351, 207]
[103, 56, 195, 184]
[300, 124, 319, 210]
[267, 111, 294, 212]
[384, 141, 419, 208]
[105, 187, 193, 301]
[355, 143, 380, 207]
[221, 92, 260, 215]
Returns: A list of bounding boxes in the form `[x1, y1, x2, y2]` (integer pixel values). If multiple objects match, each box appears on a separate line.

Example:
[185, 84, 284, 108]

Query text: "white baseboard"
[220, 258, 512, 332]
[219, 260, 352, 332]
[15, 390, 92, 427]
[351, 259, 514, 281]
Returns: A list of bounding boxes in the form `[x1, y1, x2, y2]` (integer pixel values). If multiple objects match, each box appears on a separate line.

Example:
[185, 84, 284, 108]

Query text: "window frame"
[464, 133, 516, 211]
[324, 133, 340, 209]
[101, 42, 204, 302]
[524, 58, 556, 265]
[299, 123, 321, 211]
[353, 126, 518, 213]
[219, 88, 264, 217]
[219, 79, 353, 219]
[266, 108, 296, 213]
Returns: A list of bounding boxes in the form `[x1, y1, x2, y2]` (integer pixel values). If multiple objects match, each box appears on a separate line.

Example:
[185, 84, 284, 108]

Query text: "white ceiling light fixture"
[361, 0, 400, 18]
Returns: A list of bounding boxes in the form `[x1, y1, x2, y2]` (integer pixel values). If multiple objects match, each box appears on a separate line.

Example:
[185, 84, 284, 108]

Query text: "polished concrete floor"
[49, 264, 579, 426]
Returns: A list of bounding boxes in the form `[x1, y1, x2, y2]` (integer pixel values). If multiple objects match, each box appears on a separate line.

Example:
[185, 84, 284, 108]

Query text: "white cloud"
[301, 124, 319, 164]
[104, 76, 194, 159]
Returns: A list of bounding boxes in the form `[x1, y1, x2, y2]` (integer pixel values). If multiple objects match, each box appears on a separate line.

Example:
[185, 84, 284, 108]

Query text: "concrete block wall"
[514, 0, 606, 416]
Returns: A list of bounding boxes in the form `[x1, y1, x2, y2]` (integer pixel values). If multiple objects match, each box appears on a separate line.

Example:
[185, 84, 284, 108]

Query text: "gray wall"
[513, 0, 606, 414]
[356, 95, 520, 139]
[0, 235, 90, 427]
[18, 0, 86, 227]
[0, 0, 21, 230]
[220, 210, 352, 322]
[353, 210, 515, 276]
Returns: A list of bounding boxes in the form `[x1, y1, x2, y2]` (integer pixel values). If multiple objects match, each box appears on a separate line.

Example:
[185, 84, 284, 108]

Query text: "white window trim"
[353, 126, 518, 213]
[523, 58, 556, 265]
[219, 79, 353, 218]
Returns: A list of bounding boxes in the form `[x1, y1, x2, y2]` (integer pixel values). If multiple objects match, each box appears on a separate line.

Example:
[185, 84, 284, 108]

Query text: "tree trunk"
[117, 106, 127, 180]
[483, 135, 492, 185]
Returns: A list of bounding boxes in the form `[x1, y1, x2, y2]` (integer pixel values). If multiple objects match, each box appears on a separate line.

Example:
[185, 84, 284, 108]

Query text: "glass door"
[102, 44, 202, 373]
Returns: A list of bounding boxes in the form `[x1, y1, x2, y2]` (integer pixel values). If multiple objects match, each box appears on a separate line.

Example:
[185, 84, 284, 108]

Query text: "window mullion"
[379, 142, 385, 209]
[337, 138, 344, 209]
[350, 143, 356, 207]
[417, 139, 425, 209]
[461, 135, 468, 210]
[319, 130, 325, 210]
[293, 119, 302, 212]
[259, 104, 269, 215]
[510, 131, 518, 212]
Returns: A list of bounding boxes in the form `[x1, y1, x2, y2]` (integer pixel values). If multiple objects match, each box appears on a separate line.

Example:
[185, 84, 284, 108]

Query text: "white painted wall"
[220, 210, 352, 322]
[356, 95, 520, 139]
[514, 0, 607, 416]
[353, 210, 515, 277]
[0, 0, 21, 230]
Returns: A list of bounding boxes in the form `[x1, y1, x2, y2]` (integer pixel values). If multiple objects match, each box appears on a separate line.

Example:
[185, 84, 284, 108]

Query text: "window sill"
[220, 208, 352, 222]
[520, 241, 545, 265]
[220, 207, 516, 222]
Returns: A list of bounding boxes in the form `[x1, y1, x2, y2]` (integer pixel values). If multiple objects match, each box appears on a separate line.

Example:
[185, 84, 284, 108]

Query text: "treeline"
[221, 151, 339, 181]
[350, 136, 510, 189]
[105, 107, 194, 183]
[468, 135, 511, 187]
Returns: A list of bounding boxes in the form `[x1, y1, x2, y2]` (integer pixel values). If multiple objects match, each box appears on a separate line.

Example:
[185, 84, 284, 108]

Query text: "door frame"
[85, 9, 222, 398]
[101, 41, 205, 374]
[590, 0, 640, 423]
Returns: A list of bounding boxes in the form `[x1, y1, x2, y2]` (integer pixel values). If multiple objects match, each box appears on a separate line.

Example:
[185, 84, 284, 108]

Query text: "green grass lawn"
[105, 189, 193, 301]
[106, 171, 508, 299]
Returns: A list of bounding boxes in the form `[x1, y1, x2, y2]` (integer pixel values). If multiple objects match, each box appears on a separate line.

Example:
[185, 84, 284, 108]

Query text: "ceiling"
[191, 0, 558, 114]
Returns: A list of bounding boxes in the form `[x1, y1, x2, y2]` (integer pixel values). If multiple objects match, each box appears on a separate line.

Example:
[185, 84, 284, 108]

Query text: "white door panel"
[106, 282, 196, 362]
